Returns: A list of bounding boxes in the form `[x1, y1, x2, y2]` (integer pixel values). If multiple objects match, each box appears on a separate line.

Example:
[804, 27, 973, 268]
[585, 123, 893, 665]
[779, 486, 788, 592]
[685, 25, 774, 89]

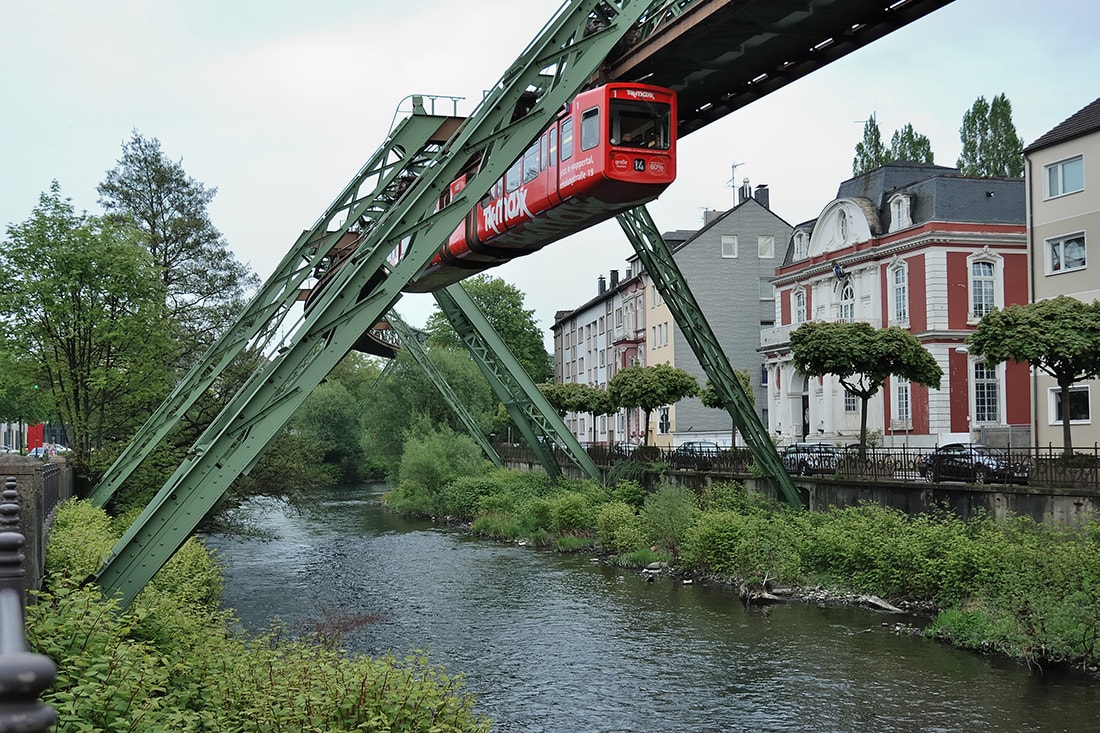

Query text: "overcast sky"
[3, 0, 1098, 344]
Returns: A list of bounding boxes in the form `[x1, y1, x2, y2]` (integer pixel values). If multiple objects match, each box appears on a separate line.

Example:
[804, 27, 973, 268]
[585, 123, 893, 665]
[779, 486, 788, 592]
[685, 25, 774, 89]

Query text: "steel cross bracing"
[384, 312, 504, 468]
[435, 285, 601, 481]
[616, 206, 802, 507]
[92, 0, 657, 607]
[86, 101, 460, 508]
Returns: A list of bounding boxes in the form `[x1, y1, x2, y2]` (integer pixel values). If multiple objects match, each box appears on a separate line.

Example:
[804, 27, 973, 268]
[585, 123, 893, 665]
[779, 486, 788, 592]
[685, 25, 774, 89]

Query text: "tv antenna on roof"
[726, 161, 745, 205]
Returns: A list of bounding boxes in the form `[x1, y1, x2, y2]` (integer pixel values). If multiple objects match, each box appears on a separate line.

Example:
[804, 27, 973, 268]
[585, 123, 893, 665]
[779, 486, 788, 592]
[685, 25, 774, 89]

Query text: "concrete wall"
[0, 456, 74, 591]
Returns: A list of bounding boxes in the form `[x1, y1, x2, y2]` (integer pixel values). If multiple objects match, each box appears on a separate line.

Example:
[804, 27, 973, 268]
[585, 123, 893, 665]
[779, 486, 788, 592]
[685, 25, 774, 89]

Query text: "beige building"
[1024, 97, 1100, 447]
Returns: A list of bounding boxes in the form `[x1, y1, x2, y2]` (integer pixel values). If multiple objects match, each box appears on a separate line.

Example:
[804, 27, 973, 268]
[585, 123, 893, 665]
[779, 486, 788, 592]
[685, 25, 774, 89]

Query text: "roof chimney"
[754, 184, 770, 209]
[739, 177, 752, 204]
[597, 275, 606, 295]
[609, 269, 619, 287]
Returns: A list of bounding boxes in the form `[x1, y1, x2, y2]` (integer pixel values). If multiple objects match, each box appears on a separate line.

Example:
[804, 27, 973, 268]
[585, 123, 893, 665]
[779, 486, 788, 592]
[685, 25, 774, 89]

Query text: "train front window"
[610, 98, 671, 149]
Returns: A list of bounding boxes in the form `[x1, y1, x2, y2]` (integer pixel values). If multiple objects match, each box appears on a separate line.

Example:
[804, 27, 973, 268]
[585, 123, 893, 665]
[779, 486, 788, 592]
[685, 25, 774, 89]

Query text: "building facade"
[1024, 97, 1100, 447]
[762, 162, 1030, 448]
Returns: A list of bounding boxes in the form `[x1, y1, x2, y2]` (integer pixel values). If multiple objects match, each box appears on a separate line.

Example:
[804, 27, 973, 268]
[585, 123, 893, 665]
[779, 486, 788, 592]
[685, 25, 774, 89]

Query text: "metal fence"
[0, 475, 56, 731]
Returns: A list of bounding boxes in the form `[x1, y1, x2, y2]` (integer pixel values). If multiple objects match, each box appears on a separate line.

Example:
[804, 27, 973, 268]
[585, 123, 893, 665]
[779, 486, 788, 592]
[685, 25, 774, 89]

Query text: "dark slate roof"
[835, 161, 959, 201]
[1024, 97, 1100, 153]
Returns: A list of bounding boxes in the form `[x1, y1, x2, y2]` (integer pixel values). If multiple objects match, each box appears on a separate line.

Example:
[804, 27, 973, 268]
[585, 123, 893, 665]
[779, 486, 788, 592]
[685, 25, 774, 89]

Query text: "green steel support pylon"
[435, 284, 601, 481]
[93, 0, 653, 607]
[616, 206, 802, 506]
[385, 312, 503, 468]
[87, 99, 459, 508]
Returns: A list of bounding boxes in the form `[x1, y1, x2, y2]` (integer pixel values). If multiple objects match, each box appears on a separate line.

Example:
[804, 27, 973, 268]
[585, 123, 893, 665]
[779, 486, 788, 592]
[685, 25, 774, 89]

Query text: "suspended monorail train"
[393, 82, 678, 292]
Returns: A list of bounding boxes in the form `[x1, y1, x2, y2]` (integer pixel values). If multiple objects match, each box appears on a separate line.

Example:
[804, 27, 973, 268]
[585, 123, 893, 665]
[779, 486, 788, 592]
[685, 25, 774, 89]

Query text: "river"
[203, 484, 1098, 732]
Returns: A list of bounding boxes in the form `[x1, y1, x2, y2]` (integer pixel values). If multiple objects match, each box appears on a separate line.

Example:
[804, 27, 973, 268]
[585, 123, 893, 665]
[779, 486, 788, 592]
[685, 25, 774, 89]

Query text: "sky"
[3, 0, 1099, 345]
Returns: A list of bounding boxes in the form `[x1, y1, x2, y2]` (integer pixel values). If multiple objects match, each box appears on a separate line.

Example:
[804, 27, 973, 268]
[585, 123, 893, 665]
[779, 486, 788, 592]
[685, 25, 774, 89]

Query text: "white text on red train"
[482, 188, 533, 234]
[625, 90, 656, 100]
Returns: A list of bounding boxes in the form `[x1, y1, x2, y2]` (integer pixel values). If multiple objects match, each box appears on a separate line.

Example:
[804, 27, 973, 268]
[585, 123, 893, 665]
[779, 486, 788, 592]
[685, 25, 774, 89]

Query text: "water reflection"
[204, 484, 1097, 733]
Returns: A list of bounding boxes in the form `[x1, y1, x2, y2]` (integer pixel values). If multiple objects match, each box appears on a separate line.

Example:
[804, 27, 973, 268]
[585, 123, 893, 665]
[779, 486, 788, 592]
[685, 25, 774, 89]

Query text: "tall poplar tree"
[889, 123, 935, 164]
[957, 94, 1025, 177]
[852, 114, 889, 175]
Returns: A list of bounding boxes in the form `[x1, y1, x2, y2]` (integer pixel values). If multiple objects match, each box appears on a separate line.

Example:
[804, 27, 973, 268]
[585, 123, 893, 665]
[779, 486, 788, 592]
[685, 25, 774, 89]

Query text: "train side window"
[540, 134, 548, 172]
[506, 160, 522, 193]
[560, 118, 573, 161]
[580, 107, 599, 151]
[549, 127, 557, 165]
[523, 141, 539, 183]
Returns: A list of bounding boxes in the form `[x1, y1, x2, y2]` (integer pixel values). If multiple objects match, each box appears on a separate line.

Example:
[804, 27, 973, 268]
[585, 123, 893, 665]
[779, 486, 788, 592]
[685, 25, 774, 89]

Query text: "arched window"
[839, 281, 855, 322]
[794, 289, 806, 323]
[890, 262, 909, 324]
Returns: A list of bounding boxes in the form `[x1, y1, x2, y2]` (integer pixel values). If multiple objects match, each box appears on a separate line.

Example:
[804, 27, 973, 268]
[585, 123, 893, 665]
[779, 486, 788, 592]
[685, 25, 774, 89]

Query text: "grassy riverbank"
[29, 500, 491, 732]
[385, 458, 1100, 673]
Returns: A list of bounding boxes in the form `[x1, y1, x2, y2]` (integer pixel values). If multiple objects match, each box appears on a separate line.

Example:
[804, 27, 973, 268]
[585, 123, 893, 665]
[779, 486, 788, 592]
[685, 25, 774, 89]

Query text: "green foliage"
[31, 500, 490, 732]
[609, 479, 646, 509]
[852, 114, 889, 175]
[640, 483, 697, 556]
[290, 380, 369, 483]
[957, 93, 1025, 178]
[699, 369, 753, 410]
[608, 364, 698, 445]
[425, 275, 551, 382]
[547, 491, 594, 533]
[790, 321, 941, 449]
[680, 510, 802, 581]
[889, 123, 934, 164]
[387, 426, 488, 516]
[596, 501, 644, 555]
[969, 295, 1100, 453]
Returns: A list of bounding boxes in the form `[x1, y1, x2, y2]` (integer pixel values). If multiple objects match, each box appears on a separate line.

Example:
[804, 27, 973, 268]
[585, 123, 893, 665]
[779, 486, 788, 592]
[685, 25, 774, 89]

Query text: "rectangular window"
[758, 235, 775, 259]
[844, 390, 859, 413]
[1047, 233, 1086, 273]
[971, 261, 995, 318]
[892, 267, 908, 322]
[761, 365, 769, 385]
[522, 142, 540, 183]
[505, 160, 522, 193]
[894, 378, 911, 422]
[560, 118, 574, 161]
[721, 235, 738, 258]
[580, 108, 600, 151]
[795, 290, 806, 324]
[759, 279, 774, 300]
[974, 362, 999, 423]
[1050, 386, 1091, 423]
[1046, 155, 1084, 198]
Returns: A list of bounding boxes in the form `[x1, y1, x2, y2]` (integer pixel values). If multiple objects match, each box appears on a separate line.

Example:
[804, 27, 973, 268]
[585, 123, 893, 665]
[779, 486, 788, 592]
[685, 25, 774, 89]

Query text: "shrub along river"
[204, 484, 1098, 732]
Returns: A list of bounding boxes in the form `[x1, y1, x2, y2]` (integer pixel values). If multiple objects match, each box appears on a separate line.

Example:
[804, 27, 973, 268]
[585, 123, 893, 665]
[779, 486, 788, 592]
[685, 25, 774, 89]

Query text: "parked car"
[781, 443, 841, 476]
[0, 445, 17, 454]
[27, 447, 51, 458]
[917, 443, 1029, 485]
[669, 441, 720, 469]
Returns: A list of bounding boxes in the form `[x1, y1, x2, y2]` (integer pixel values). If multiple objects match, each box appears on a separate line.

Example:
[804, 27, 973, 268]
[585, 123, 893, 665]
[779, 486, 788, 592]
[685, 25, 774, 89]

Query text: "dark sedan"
[918, 443, 1029, 485]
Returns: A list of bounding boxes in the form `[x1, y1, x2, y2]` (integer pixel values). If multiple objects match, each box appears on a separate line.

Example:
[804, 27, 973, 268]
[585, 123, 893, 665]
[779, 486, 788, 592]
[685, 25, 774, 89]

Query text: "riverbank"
[384, 455, 1100, 675]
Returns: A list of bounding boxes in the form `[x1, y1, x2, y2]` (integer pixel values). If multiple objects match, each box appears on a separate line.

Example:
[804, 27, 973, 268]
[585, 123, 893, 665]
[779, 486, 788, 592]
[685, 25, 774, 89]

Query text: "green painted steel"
[434, 284, 601, 481]
[86, 103, 457, 508]
[385, 312, 504, 468]
[93, 0, 654, 607]
[615, 206, 803, 507]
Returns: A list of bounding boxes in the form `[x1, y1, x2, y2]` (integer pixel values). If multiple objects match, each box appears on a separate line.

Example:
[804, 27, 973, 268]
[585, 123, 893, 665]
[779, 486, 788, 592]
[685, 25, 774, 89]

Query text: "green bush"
[640, 483, 697, 556]
[596, 501, 644, 555]
[391, 427, 488, 516]
[681, 510, 803, 581]
[547, 491, 593, 534]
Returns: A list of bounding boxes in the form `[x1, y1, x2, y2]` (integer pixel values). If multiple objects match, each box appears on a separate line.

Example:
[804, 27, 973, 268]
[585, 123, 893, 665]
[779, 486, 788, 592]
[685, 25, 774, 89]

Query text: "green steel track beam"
[385, 312, 503, 468]
[435, 284, 600, 481]
[92, 0, 654, 607]
[87, 100, 458, 507]
[615, 206, 803, 507]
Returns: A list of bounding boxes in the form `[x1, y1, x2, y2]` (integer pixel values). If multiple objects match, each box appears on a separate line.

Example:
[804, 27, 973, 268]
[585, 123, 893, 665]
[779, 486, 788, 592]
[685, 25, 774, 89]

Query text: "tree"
[699, 369, 753, 444]
[789, 321, 942, 454]
[889, 123, 935, 164]
[607, 364, 698, 445]
[426, 275, 551, 382]
[852, 114, 889, 175]
[97, 131, 259, 357]
[968, 296, 1100, 455]
[957, 94, 1024, 177]
[0, 183, 172, 492]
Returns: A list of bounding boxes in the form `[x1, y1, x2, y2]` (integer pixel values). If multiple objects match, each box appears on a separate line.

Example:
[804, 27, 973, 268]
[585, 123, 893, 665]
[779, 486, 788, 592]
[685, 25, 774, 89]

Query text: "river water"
[203, 484, 1098, 732]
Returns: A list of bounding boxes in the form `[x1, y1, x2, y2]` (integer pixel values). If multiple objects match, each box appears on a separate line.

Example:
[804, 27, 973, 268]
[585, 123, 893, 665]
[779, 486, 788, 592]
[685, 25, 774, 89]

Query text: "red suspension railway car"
[394, 82, 677, 293]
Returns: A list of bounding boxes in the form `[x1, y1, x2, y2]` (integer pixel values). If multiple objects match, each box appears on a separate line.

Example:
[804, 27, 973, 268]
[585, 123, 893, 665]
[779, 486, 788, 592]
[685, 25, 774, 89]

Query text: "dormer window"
[888, 194, 912, 232]
[793, 231, 808, 260]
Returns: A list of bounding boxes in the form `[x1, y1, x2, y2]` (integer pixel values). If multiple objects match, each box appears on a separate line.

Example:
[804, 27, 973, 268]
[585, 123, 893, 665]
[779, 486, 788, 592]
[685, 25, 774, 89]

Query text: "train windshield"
[609, 98, 671, 150]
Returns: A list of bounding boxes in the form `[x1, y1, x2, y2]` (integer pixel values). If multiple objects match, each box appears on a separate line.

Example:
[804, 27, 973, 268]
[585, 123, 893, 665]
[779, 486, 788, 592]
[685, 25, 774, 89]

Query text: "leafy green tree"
[957, 93, 1024, 177]
[608, 364, 698, 445]
[699, 369, 753, 444]
[852, 114, 889, 175]
[97, 131, 259, 357]
[0, 347, 51, 428]
[968, 296, 1100, 455]
[0, 183, 172, 491]
[538, 382, 589, 417]
[291, 381, 366, 482]
[889, 123, 934, 164]
[789, 321, 942, 454]
[425, 275, 551, 382]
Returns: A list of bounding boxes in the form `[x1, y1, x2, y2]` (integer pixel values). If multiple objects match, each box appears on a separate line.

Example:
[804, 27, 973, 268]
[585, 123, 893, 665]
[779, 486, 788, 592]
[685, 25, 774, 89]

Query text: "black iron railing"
[0, 476, 56, 731]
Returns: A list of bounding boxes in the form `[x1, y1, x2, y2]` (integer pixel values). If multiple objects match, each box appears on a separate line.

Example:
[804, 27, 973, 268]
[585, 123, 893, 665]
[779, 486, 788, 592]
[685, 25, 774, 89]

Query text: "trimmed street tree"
[789, 321, 942, 455]
[968, 296, 1100, 455]
[608, 364, 698, 445]
[699, 369, 753, 444]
